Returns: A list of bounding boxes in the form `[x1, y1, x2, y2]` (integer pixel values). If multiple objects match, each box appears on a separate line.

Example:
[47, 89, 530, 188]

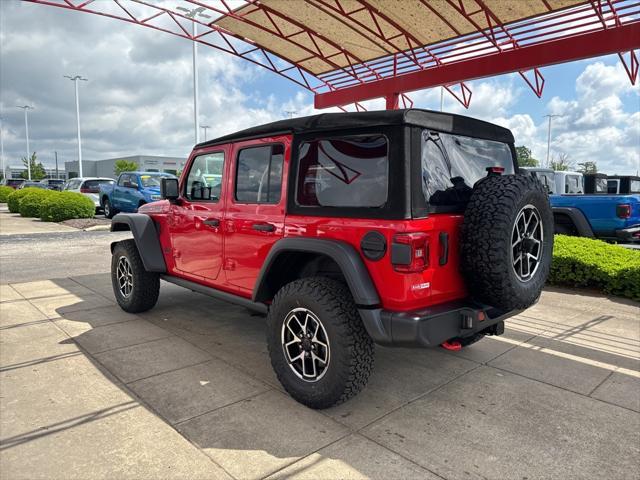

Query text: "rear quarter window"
[421, 130, 514, 209]
[296, 135, 388, 208]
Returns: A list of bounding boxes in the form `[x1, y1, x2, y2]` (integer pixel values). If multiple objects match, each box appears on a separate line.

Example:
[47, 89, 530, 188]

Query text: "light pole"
[64, 75, 88, 178]
[200, 125, 211, 141]
[544, 114, 562, 168]
[176, 5, 211, 145]
[0, 116, 5, 181]
[16, 105, 34, 180]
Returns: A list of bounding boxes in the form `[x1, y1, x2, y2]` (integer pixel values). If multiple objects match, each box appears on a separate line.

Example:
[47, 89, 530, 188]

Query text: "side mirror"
[161, 177, 179, 200]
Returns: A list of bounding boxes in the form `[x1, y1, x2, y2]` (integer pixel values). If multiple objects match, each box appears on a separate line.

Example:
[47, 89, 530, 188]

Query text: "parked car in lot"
[607, 175, 640, 194]
[521, 169, 638, 242]
[108, 109, 554, 408]
[64, 177, 115, 212]
[19, 181, 48, 189]
[552, 193, 640, 242]
[100, 171, 176, 218]
[1, 178, 25, 189]
[39, 178, 65, 191]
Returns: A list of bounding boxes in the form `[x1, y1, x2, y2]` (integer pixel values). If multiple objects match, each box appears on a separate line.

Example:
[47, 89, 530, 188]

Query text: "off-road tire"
[103, 198, 116, 219]
[267, 277, 374, 409]
[461, 174, 553, 311]
[111, 239, 160, 313]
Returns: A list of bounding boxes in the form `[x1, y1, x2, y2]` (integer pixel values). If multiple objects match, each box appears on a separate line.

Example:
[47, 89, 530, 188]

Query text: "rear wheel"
[267, 277, 374, 409]
[111, 239, 159, 313]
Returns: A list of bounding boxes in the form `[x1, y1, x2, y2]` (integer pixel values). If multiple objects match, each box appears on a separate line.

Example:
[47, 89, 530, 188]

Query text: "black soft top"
[196, 109, 514, 148]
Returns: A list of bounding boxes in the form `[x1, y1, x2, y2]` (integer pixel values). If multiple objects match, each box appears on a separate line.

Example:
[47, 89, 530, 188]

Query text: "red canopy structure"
[25, 0, 640, 111]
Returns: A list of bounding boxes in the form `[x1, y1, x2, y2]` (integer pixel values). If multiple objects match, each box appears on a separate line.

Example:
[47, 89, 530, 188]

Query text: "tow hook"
[440, 340, 462, 351]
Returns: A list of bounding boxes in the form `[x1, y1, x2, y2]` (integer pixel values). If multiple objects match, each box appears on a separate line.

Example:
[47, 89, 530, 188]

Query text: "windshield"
[421, 130, 514, 209]
[140, 174, 172, 188]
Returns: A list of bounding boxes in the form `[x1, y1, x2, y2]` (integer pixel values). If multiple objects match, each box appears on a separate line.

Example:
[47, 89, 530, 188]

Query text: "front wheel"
[266, 277, 374, 409]
[111, 239, 159, 313]
[103, 198, 115, 219]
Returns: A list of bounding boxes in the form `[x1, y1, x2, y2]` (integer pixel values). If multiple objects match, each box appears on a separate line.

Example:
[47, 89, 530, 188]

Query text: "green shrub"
[7, 188, 40, 213]
[549, 235, 640, 301]
[0, 186, 14, 203]
[40, 191, 95, 222]
[19, 189, 57, 218]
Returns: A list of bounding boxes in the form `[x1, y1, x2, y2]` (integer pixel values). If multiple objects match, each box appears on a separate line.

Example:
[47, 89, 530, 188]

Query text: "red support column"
[385, 93, 400, 110]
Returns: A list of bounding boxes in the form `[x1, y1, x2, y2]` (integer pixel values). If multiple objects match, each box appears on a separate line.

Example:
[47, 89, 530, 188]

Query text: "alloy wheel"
[281, 307, 330, 382]
[116, 256, 133, 297]
[511, 204, 543, 282]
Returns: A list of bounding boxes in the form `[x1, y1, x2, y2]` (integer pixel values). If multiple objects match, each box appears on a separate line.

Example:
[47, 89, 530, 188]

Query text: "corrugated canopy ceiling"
[216, 0, 584, 75]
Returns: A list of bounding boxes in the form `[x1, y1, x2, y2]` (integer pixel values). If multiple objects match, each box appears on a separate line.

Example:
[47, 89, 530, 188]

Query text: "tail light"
[616, 204, 631, 219]
[392, 233, 429, 273]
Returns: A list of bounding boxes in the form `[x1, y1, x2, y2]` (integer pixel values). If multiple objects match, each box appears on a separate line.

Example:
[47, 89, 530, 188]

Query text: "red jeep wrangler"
[110, 109, 553, 408]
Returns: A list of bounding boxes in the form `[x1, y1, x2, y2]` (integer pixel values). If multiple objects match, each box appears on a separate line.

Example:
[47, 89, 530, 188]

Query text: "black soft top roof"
[196, 109, 514, 149]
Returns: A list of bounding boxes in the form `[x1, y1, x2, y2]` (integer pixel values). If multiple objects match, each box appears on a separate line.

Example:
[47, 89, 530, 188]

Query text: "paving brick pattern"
[1, 274, 639, 479]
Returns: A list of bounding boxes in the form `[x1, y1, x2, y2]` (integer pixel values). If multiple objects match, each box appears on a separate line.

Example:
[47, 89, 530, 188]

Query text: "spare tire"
[460, 174, 553, 311]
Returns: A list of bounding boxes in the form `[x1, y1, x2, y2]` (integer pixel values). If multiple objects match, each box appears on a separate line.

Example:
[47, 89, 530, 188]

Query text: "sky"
[1, 0, 639, 175]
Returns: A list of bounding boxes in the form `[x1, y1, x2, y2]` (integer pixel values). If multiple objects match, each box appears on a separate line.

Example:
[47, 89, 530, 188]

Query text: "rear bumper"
[359, 300, 520, 348]
[616, 224, 640, 242]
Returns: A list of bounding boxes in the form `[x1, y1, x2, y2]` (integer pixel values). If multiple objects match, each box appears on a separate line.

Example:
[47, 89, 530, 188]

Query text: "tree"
[550, 152, 573, 172]
[577, 161, 598, 174]
[114, 159, 138, 176]
[20, 152, 46, 180]
[515, 146, 539, 167]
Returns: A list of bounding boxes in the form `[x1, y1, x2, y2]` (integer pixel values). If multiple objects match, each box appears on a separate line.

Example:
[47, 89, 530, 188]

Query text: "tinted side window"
[185, 152, 225, 201]
[296, 135, 388, 208]
[235, 145, 283, 204]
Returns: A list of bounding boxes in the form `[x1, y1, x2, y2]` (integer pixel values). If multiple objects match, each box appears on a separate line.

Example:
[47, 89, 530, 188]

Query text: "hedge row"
[0, 186, 13, 203]
[6, 187, 95, 222]
[549, 235, 640, 301]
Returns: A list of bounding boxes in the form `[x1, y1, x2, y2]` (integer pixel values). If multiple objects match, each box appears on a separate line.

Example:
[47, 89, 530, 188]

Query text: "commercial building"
[7, 165, 66, 180]
[64, 155, 186, 179]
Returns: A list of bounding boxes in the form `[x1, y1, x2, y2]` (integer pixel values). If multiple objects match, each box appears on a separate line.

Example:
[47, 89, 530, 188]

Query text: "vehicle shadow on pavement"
[1, 274, 639, 480]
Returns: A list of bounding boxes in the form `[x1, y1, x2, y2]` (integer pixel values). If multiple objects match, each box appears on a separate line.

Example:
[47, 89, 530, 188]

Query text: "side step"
[160, 275, 268, 314]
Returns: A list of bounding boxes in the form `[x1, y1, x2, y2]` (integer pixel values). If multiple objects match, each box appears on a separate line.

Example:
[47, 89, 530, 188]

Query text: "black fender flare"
[110, 213, 166, 272]
[252, 238, 380, 307]
[552, 207, 595, 237]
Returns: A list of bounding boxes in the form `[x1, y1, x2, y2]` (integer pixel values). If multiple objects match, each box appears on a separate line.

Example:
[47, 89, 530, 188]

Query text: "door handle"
[203, 218, 220, 227]
[252, 223, 275, 232]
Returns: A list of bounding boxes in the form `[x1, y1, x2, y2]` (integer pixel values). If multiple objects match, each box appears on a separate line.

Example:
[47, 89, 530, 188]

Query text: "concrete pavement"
[1, 274, 638, 479]
[0, 205, 77, 236]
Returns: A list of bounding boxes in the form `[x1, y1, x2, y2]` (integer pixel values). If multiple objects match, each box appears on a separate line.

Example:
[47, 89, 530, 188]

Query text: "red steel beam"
[315, 21, 640, 109]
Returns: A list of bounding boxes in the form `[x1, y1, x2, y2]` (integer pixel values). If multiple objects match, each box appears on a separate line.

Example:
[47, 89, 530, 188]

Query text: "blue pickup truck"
[522, 168, 640, 242]
[100, 171, 176, 218]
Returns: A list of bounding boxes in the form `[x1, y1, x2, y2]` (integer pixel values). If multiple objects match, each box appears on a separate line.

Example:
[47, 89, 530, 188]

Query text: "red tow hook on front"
[440, 340, 462, 351]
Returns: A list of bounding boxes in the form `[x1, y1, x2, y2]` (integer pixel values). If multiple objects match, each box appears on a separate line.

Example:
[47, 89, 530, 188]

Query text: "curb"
[84, 225, 111, 232]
